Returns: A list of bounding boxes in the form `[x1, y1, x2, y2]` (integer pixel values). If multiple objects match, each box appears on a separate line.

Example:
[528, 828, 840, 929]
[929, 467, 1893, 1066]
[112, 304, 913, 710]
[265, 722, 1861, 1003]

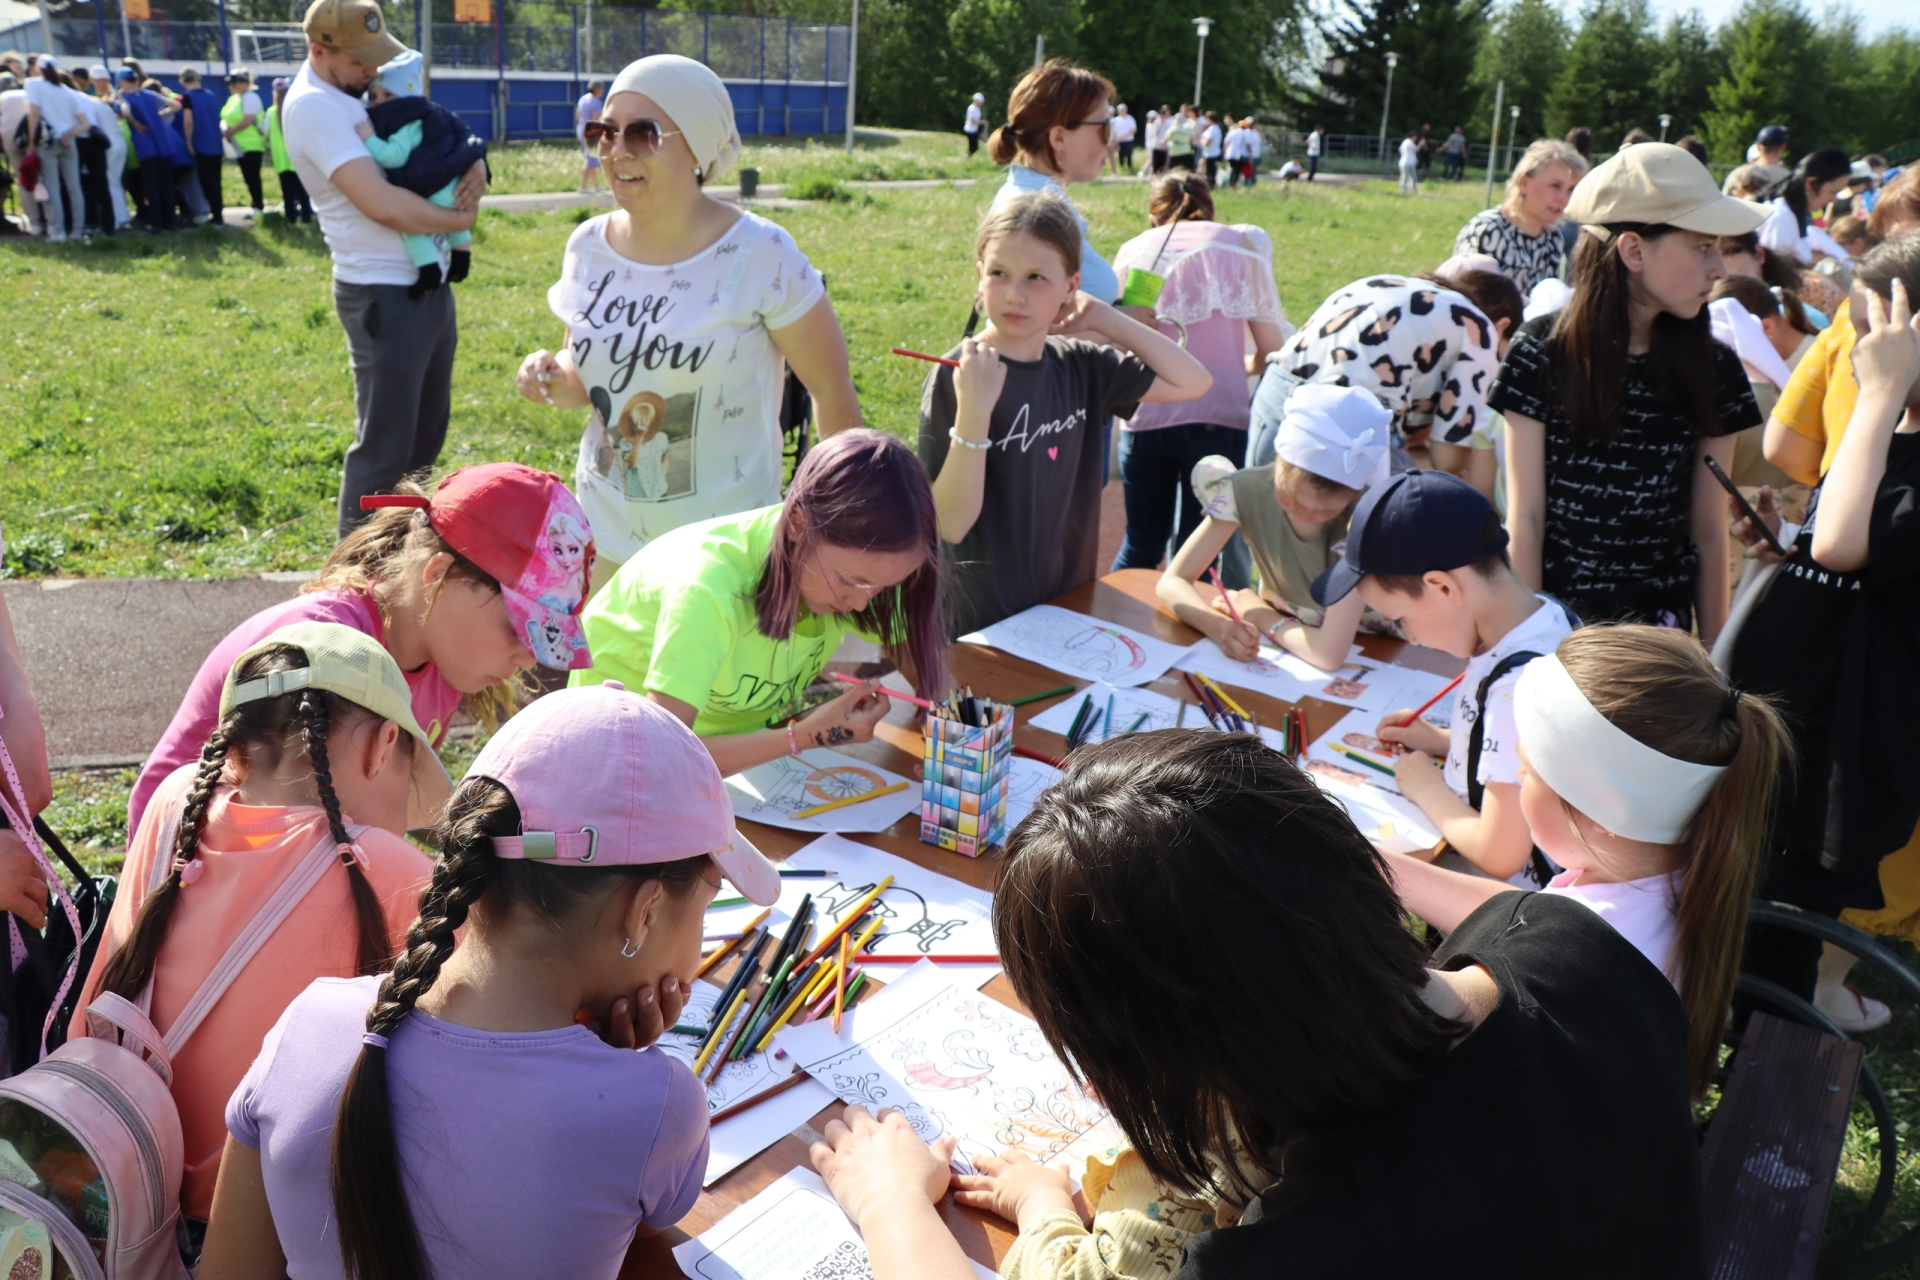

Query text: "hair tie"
[1723, 686, 1743, 720]
[362, 1032, 390, 1050]
[171, 856, 205, 886]
[339, 841, 369, 870]
[359, 494, 431, 511]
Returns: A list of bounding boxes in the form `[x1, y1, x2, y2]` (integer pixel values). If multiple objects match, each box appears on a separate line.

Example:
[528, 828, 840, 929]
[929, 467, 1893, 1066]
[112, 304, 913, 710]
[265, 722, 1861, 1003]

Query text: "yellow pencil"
[792, 780, 911, 821]
[795, 876, 894, 971]
[695, 907, 770, 980]
[1198, 673, 1251, 720]
[846, 914, 885, 958]
[692, 988, 750, 1076]
[832, 934, 851, 1033]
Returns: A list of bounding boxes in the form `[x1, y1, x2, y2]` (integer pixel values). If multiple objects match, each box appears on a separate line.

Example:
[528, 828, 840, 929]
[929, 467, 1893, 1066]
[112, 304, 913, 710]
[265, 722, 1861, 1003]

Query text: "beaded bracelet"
[948, 428, 992, 452]
[787, 720, 803, 757]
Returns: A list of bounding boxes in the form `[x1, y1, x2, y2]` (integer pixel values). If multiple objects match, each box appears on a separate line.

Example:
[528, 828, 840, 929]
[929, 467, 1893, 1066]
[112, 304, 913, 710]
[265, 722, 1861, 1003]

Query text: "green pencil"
[1009, 683, 1076, 707]
[1330, 742, 1396, 777]
[1124, 711, 1150, 734]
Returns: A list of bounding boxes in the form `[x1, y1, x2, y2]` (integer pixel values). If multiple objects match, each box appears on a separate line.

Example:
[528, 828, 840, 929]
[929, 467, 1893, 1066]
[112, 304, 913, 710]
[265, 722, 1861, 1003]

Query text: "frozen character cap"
[1273, 384, 1393, 492]
[360, 465, 597, 671]
[302, 0, 407, 68]
[1568, 142, 1768, 241]
[1311, 469, 1509, 606]
[607, 54, 740, 183]
[472, 683, 781, 904]
[373, 49, 424, 99]
[220, 620, 455, 829]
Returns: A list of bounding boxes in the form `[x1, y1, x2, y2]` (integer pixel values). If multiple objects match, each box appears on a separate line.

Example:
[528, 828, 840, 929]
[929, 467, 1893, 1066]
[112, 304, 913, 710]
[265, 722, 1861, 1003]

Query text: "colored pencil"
[734, 955, 797, 1060]
[1008, 684, 1076, 707]
[707, 975, 768, 1081]
[709, 894, 749, 908]
[853, 954, 1001, 963]
[1207, 566, 1244, 626]
[1198, 673, 1251, 721]
[1180, 672, 1220, 728]
[780, 868, 839, 878]
[1103, 694, 1115, 741]
[1013, 744, 1065, 768]
[795, 877, 895, 971]
[692, 987, 750, 1075]
[892, 346, 961, 368]
[1397, 671, 1466, 728]
[708, 1069, 812, 1124]
[1330, 742, 1396, 777]
[792, 780, 911, 820]
[829, 671, 933, 709]
[846, 913, 886, 960]
[753, 960, 827, 1052]
[1292, 709, 1307, 759]
[695, 908, 769, 979]
[833, 934, 850, 1033]
[1064, 694, 1093, 746]
[670, 1023, 708, 1036]
[1124, 711, 1150, 735]
[701, 928, 770, 1048]
[843, 971, 871, 1006]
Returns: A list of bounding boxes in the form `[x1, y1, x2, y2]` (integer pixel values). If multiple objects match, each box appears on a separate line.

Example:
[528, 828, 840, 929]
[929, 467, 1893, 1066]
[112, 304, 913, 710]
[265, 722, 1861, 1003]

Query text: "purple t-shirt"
[127, 590, 461, 843]
[228, 976, 710, 1279]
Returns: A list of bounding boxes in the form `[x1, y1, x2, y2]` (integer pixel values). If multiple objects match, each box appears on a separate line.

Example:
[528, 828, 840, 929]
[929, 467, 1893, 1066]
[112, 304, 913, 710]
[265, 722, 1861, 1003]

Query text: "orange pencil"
[795, 876, 893, 971]
[1397, 672, 1466, 728]
[695, 907, 770, 980]
[832, 934, 850, 1033]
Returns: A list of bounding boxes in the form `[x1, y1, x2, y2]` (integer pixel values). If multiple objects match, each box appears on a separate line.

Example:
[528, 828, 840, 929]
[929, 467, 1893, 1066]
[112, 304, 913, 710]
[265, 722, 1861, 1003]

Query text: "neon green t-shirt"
[570, 505, 873, 737]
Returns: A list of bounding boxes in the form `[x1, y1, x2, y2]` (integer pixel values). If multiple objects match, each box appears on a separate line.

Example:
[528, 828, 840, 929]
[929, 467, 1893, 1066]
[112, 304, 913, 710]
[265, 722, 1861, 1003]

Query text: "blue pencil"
[1104, 694, 1115, 740]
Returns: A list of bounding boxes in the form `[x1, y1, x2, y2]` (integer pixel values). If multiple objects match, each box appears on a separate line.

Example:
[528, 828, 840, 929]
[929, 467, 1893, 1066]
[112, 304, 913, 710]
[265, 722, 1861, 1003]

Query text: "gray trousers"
[35, 141, 82, 238]
[333, 280, 457, 538]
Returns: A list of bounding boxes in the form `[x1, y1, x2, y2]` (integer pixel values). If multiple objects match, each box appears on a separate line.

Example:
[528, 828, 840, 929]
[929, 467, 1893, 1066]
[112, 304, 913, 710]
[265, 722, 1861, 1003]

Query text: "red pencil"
[854, 954, 1000, 964]
[892, 346, 961, 368]
[1207, 566, 1244, 626]
[1397, 672, 1466, 729]
[829, 672, 933, 709]
[1013, 744, 1064, 769]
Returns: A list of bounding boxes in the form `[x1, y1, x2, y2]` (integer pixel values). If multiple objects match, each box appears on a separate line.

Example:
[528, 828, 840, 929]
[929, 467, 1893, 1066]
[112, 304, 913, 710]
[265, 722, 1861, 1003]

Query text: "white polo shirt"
[282, 60, 420, 286]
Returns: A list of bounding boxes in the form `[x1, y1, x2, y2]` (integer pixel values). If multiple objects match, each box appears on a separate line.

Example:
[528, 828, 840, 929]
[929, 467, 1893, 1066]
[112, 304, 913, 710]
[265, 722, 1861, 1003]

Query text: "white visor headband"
[1513, 655, 1727, 844]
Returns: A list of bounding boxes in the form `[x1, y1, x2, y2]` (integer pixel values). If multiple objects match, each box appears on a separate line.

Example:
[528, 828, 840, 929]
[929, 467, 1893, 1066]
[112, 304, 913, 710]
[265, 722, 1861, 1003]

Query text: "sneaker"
[47, 231, 67, 243]
[1819, 983, 1893, 1033]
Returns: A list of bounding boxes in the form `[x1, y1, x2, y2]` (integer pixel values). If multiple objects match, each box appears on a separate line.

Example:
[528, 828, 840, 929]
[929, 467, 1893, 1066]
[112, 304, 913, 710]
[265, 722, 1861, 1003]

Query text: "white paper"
[960, 604, 1192, 688]
[1003, 756, 1063, 833]
[725, 749, 920, 834]
[660, 982, 838, 1185]
[1309, 768, 1443, 854]
[673, 1167, 1000, 1280]
[1175, 638, 1349, 704]
[775, 962, 1124, 1178]
[1027, 681, 1194, 739]
[1304, 707, 1409, 794]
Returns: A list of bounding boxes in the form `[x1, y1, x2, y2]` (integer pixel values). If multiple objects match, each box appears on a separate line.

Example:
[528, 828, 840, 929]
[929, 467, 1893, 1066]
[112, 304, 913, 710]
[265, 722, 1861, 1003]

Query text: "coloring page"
[775, 963, 1125, 1178]
[672, 1167, 1001, 1280]
[726, 749, 919, 834]
[1305, 707, 1407, 793]
[1308, 767, 1442, 854]
[1028, 681, 1296, 756]
[661, 982, 838, 1186]
[1003, 756, 1063, 834]
[960, 605, 1192, 687]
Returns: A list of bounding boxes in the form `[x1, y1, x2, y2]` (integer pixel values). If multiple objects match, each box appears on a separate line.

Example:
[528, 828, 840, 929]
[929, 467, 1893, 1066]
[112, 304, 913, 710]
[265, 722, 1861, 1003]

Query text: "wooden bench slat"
[1700, 1011, 1863, 1280]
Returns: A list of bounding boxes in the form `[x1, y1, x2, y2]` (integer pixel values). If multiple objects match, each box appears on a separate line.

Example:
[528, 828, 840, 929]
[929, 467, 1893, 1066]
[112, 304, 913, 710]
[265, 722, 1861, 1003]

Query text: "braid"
[330, 823, 495, 1280]
[300, 692, 395, 976]
[98, 723, 236, 1002]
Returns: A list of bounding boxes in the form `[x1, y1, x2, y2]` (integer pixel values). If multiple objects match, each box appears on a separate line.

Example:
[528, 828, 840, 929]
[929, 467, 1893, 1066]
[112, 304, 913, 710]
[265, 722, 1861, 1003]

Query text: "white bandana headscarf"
[1273, 383, 1393, 491]
[1709, 297, 1793, 390]
[608, 54, 741, 184]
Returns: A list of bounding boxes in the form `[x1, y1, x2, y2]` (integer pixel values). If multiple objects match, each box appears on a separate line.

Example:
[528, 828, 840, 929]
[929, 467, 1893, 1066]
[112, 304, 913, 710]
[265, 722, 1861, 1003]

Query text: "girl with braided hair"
[200, 683, 782, 1280]
[69, 621, 438, 1240]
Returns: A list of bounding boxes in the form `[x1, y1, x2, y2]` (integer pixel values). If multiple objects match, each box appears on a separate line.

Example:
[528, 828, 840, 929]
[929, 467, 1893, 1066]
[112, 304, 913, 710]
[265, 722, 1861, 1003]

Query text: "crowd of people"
[2, 12, 1919, 1276]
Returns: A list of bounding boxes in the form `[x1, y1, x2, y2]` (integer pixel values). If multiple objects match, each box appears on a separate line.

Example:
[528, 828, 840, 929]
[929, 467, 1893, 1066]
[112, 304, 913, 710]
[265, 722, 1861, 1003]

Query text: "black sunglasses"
[1068, 118, 1113, 141]
[582, 117, 683, 153]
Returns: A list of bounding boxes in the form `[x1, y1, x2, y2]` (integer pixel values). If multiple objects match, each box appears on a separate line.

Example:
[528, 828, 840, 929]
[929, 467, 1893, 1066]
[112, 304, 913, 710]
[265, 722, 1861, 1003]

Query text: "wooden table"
[618, 569, 1461, 1277]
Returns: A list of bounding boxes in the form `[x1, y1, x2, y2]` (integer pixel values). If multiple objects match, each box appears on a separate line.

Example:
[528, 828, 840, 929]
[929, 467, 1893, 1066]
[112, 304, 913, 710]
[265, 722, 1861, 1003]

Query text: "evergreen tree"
[1648, 11, 1720, 145]
[1546, 0, 1657, 150]
[1472, 0, 1570, 144]
[1077, 0, 1306, 121]
[1294, 0, 1491, 145]
[1701, 0, 1818, 163]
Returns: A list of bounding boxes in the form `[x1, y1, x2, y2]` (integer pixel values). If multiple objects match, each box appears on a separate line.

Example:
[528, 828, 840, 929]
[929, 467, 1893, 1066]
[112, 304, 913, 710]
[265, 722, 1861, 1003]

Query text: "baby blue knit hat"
[374, 48, 425, 99]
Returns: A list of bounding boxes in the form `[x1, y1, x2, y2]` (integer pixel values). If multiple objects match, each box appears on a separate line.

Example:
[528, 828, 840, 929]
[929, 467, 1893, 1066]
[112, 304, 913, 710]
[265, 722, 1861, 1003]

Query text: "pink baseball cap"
[467, 682, 780, 904]
[361, 465, 597, 672]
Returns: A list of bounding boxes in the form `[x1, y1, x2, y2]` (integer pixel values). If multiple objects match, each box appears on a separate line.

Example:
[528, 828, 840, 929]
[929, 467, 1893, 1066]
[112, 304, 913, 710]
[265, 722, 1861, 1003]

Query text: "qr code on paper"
[799, 1239, 873, 1280]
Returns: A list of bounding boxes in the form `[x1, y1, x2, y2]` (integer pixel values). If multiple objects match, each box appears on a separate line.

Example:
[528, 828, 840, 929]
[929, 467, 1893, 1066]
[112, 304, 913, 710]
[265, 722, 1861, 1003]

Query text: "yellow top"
[1773, 309, 1856, 478]
[1002, 1144, 1239, 1280]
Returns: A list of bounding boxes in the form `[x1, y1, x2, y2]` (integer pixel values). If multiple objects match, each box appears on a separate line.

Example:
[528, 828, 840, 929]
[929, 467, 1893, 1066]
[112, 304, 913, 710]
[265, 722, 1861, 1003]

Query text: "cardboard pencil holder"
[919, 704, 1014, 858]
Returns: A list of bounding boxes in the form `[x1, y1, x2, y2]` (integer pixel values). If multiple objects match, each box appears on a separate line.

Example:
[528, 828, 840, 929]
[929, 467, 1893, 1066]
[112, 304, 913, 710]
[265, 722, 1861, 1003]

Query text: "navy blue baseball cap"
[1756, 124, 1787, 147]
[1310, 470, 1509, 606]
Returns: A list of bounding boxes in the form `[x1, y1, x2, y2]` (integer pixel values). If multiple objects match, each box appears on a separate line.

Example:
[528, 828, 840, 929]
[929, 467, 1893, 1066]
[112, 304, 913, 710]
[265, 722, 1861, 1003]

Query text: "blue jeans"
[1247, 366, 1305, 468]
[1111, 423, 1251, 589]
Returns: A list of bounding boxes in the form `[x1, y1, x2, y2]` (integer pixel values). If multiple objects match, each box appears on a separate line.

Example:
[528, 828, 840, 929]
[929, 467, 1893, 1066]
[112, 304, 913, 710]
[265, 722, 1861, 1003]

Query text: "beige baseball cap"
[219, 620, 454, 830]
[1566, 142, 1767, 241]
[303, 0, 406, 68]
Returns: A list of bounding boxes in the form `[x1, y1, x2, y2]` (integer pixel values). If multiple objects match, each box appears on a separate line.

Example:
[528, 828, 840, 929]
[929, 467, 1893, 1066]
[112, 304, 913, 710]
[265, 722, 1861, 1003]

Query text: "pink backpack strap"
[82, 992, 174, 1087]
[0, 705, 85, 1061]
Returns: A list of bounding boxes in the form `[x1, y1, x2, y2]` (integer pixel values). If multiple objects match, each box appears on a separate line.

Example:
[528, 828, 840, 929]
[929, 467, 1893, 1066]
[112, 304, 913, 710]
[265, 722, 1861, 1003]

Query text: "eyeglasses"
[582, 117, 682, 153]
[1068, 118, 1113, 141]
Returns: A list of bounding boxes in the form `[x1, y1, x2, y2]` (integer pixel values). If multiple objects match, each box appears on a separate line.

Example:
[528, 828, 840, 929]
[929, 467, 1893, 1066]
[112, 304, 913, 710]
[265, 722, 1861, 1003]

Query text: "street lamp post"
[1658, 113, 1672, 142]
[1377, 50, 1398, 169]
[1191, 17, 1213, 106]
[1506, 104, 1518, 176]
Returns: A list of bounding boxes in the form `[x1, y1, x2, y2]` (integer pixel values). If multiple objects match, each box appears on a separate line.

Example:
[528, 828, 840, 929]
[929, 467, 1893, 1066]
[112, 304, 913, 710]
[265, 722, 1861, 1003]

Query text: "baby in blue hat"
[357, 49, 488, 296]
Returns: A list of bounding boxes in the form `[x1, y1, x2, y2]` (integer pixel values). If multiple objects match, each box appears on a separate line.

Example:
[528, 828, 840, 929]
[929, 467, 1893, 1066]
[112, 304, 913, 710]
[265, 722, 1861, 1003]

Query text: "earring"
[620, 937, 642, 958]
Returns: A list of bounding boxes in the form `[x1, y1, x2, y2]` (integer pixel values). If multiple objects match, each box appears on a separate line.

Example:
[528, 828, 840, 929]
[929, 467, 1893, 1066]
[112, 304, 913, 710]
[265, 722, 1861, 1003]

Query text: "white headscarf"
[1273, 384, 1392, 491]
[608, 54, 741, 184]
[1525, 278, 1573, 322]
[1709, 297, 1793, 390]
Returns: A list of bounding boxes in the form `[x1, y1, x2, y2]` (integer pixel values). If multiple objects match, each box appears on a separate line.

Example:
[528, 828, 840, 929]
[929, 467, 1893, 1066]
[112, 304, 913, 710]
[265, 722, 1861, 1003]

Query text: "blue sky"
[1646, 0, 1912, 36]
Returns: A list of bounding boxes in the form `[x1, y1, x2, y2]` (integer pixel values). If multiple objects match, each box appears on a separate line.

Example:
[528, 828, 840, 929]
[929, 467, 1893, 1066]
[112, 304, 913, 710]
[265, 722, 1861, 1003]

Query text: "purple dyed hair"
[754, 428, 949, 696]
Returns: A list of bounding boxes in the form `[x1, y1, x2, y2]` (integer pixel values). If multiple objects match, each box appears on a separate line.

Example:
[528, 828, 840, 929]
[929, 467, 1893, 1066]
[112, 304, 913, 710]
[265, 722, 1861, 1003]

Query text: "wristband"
[787, 720, 803, 757]
[948, 428, 992, 452]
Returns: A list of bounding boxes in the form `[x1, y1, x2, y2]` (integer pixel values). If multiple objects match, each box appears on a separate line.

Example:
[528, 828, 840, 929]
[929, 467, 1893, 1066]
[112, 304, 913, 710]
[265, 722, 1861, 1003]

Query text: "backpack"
[0, 796, 365, 1278]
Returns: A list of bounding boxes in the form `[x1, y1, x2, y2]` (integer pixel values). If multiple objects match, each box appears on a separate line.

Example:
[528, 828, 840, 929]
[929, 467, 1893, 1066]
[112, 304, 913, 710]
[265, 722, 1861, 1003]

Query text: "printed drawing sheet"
[960, 604, 1192, 687]
[725, 749, 919, 834]
[672, 1167, 1000, 1280]
[1305, 707, 1409, 794]
[1003, 756, 1063, 834]
[1178, 642, 1453, 717]
[1308, 767, 1442, 854]
[775, 962, 1124, 1179]
[659, 982, 837, 1186]
[1029, 681, 1295, 755]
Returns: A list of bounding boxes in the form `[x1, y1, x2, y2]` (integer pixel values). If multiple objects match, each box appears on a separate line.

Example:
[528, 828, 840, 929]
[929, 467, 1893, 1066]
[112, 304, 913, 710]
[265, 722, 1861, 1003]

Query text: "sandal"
[1819, 983, 1893, 1034]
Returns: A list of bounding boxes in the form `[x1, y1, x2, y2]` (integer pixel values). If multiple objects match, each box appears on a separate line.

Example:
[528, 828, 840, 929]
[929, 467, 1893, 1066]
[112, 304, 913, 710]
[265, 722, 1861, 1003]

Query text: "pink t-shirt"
[228, 975, 710, 1278]
[128, 590, 460, 842]
[1112, 221, 1288, 433]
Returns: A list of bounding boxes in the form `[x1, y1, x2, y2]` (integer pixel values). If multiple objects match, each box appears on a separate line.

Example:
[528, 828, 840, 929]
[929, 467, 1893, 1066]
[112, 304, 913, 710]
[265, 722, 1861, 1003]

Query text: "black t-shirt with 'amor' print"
[1488, 315, 1760, 623]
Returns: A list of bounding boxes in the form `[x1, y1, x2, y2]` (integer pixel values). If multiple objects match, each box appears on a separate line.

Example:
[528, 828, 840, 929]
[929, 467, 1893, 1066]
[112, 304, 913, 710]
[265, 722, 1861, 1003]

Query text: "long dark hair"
[330, 777, 709, 1280]
[1548, 225, 1718, 443]
[1764, 147, 1851, 237]
[994, 731, 1460, 1199]
[753, 428, 947, 696]
[96, 644, 399, 1003]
